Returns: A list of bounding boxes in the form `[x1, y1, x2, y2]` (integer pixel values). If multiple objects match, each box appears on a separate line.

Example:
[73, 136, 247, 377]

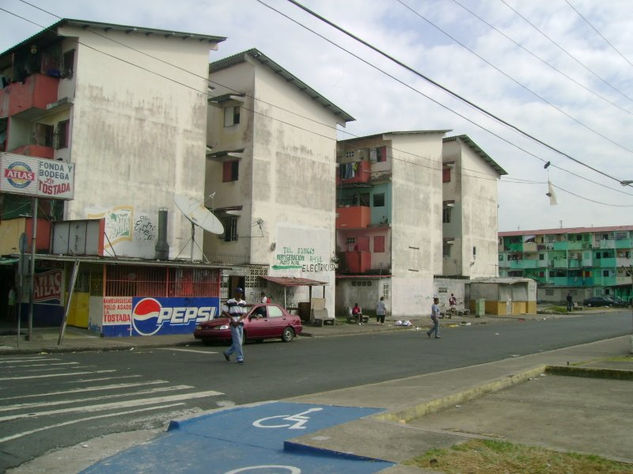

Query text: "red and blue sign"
[102, 297, 219, 337]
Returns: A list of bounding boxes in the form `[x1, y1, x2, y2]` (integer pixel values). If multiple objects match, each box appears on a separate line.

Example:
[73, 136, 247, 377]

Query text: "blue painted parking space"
[82, 402, 394, 473]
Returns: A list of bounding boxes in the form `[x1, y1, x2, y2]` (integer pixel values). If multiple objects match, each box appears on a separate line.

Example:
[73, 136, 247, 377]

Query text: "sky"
[2, 0, 633, 232]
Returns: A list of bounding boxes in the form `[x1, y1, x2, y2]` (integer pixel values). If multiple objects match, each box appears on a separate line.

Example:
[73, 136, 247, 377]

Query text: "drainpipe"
[155, 208, 170, 260]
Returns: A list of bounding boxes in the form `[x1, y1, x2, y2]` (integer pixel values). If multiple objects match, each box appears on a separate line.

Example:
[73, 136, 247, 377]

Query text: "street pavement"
[2, 310, 632, 473]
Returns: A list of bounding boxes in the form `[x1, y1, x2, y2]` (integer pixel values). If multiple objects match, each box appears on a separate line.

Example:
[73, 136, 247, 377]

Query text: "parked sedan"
[582, 296, 613, 307]
[194, 303, 302, 344]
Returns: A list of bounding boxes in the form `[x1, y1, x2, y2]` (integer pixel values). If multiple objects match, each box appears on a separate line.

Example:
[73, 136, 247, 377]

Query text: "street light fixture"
[621, 180, 633, 186]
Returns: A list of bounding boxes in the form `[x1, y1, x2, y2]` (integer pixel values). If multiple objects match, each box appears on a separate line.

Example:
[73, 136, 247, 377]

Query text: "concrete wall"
[443, 138, 500, 278]
[390, 133, 443, 317]
[335, 277, 391, 317]
[205, 54, 344, 318]
[58, 25, 215, 260]
[434, 277, 468, 313]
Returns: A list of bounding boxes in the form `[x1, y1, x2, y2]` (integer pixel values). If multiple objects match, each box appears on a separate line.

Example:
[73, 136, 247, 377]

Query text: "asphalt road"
[0, 310, 630, 471]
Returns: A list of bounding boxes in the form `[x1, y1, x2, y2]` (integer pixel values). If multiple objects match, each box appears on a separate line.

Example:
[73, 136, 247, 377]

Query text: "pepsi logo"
[131, 298, 216, 336]
[132, 298, 163, 336]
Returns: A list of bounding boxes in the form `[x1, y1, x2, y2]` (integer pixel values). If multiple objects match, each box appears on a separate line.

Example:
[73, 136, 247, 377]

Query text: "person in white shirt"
[427, 297, 441, 339]
[222, 287, 247, 363]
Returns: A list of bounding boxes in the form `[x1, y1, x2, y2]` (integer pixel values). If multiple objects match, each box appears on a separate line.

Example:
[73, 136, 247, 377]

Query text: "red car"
[194, 303, 303, 344]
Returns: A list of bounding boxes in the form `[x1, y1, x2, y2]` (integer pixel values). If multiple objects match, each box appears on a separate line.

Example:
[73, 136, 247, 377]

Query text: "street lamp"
[621, 180, 633, 186]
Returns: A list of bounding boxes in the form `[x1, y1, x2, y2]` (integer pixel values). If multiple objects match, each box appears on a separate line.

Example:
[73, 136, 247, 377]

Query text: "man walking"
[427, 297, 441, 339]
[223, 287, 247, 363]
[376, 296, 386, 325]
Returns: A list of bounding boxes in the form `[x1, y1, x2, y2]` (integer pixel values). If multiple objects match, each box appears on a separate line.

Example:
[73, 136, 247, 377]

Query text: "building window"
[54, 120, 69, 149]
[539, 254, 544, 260]
[63, 49, 75, 78]
[443, 242, 451, 257]
[442, 166, 451, 183]
[376, 146, 386, 162]
[373, 193, 385, 207]
[603, 270, 609, 277]
[220, 215, 238, 242]
[374, 235, 385, 253]
[473, 246, 477, 257]
[344, 151, 355, 158]
[224, 106, 240, 127]
[222, 160, 239, 182]
[442, 206, 452, 223]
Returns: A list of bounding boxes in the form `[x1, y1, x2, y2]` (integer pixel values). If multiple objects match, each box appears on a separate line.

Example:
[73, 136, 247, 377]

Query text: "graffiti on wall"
[273, 246, 336, 272]
[134, 215, 156, 241]
[88, 206, 133, 248]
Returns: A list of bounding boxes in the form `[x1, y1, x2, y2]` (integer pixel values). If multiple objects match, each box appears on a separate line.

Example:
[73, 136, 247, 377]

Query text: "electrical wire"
[3, 2, 633, 202]
[499, 0, 633, 104]
[450, 0, 633, 116]
[285, 0, 629, 187]
[564, 0, 633, 70]
[395, 0, 633, 156]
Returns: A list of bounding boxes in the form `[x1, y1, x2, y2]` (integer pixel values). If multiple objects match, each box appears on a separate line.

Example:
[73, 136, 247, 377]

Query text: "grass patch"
[404, 439, 633, 473]
[607, 354, 633, 363]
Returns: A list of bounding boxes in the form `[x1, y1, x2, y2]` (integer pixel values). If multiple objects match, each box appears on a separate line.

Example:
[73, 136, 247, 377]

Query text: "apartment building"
[0, 20, 227, 335]
[442, 135, 507, 279]
[335, 131, 447, 317]
[205, 49, 354, 319]
[499, 225, 633, 304]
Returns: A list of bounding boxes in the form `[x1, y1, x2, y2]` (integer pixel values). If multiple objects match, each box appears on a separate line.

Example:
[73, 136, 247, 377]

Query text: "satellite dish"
[174, 194, 224, 262]
[174, 194, 223, 234]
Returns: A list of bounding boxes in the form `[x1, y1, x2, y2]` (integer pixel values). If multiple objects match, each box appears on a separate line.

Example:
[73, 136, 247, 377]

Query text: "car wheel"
[281, 327, 295, 342]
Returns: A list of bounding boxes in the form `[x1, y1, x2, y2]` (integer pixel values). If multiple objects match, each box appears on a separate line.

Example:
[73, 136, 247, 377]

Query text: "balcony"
[10, 144, 54, 159]
[336, 205, 370, 229]
[344, 250, 371, 274]
[336, 160, 371, 185]
[0, 74, 59, 118]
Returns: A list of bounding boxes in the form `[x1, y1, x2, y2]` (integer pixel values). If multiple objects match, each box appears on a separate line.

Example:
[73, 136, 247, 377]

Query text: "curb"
[375, 365, 547, 424]
[545, 365, 633, 380]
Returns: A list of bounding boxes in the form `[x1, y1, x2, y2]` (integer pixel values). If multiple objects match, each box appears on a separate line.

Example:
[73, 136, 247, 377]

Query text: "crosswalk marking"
[0, 369, 116, 381]
[0, 357, 59, 364]
[0, 403, 185, 444]
[63, 375, 142, 384]
[0, 380, 169, 401]
[0, 385, 195, 412]
[0, 390, 224, 422]
[2, 362, 80, 368]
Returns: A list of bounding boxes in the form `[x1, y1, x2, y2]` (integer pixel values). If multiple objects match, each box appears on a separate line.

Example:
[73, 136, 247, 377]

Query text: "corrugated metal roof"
[339, 130, 451, 144]
[261, 276, 327, 287]
[210, 49, 355, 123]
[444, 135, 507, 176]
[499, 224, 633, 237]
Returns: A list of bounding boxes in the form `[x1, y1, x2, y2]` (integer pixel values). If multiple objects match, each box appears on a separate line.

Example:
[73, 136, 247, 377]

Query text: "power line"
[3, 3, 632, 202]
[395, 0, 633, 156]
[563, 0, 633, 70]
[285, 0, 628, 187]
[499, 0, 633, 104]
[449, 0, 633, 116]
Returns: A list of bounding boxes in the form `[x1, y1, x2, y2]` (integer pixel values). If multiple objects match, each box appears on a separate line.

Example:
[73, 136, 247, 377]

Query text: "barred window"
[105, 265, 220, 297]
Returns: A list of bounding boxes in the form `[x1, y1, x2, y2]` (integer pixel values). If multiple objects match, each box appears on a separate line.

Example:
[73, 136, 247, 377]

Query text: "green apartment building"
[498, 225, 633, 304]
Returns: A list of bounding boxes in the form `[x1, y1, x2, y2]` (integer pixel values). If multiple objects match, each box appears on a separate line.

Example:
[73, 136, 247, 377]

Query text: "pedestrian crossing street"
[0, 351, 225, 458]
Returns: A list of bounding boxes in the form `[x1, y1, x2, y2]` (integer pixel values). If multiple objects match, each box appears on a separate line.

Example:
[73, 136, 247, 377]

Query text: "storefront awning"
[260, 276, 328, 287]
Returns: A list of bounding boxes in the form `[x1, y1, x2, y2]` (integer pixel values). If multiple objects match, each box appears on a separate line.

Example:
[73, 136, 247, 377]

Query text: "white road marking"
[0, 403, 185, 444]
[0, 390, 224, 422]
[2, 362, 80, 368]
[156, 348, 219, 354]
[0, 380, 170, 401]
[0, 357, 58, 364]
[0, 385, 195, 412]
[0, 370, 116, 381]
[63, 375, 142, 384]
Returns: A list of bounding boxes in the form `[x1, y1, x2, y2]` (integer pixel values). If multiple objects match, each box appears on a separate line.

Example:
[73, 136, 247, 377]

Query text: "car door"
[266, 304, 287, 337]
[245, 305, 269, 339]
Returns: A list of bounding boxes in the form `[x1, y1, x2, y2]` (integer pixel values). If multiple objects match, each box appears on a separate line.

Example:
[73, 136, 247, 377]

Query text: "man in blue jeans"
[223, 287, 247, 363]
[427, 297, 441, 339]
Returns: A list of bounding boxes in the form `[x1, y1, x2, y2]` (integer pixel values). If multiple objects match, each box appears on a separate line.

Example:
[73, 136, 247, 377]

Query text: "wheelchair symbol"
[252, 407, 323, 430]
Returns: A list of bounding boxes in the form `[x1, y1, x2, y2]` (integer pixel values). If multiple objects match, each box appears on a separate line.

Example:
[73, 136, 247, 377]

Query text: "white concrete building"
[0, 19, 225, 260]
[335, 131, 447, 318]
[442, 135, 506, 278]
[204, 49, 354, 318]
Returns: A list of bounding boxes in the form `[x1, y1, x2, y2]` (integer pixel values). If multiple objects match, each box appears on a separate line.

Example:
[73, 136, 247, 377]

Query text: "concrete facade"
[442, 135, 506, 279]
[336, 131, 446, 318]
[205, 49, 354, 317]
[0, 19, 225, 261]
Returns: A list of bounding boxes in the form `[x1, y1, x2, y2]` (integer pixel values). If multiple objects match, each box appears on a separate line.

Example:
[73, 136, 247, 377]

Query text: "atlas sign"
[0, 153, 75, 200]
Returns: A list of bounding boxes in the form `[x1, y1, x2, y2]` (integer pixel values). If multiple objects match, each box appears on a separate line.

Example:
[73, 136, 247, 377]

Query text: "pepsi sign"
[130, 297, 219, 336]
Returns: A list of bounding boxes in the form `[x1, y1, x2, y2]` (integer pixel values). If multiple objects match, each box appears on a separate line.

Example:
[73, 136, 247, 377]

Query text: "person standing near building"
[427, 297, 441, 339]
[566, 293, 573, 312]
[448, 293, 457, 318]
[376, 296, 386, 325]
[223, 287, 247, 364]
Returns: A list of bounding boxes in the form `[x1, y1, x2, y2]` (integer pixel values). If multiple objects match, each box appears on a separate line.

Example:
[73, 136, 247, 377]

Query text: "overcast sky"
[2, 0, 633, 232]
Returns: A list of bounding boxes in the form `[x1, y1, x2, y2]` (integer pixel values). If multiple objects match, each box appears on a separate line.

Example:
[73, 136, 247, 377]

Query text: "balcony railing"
[336, 160, 371, 185]
[336, 205, 370, 229]
[0, 73, 59, 118]
[10, 144, 54, 159]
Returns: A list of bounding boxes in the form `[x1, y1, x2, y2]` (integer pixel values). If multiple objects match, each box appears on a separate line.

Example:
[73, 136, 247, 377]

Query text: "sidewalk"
[4, 312, 633, 473]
